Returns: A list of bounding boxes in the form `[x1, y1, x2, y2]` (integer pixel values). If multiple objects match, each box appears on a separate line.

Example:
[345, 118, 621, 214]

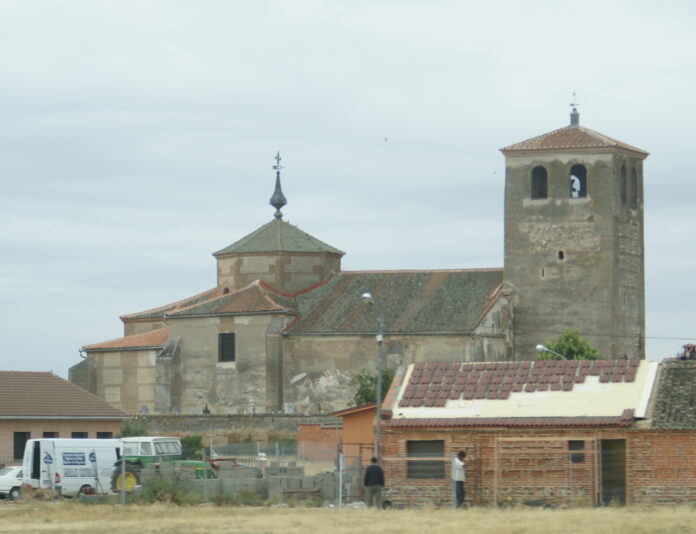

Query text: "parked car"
[0, 466, 23, 499]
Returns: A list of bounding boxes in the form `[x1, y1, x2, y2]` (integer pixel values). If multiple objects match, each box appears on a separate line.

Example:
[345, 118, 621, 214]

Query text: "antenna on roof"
[570, 91, 580, 127]
[269, 151, 287, 219]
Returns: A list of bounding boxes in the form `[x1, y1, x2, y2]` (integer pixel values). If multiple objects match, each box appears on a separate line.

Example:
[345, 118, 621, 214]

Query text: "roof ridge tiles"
[120, 287, 218, 320]
[339, 268, 503, 274]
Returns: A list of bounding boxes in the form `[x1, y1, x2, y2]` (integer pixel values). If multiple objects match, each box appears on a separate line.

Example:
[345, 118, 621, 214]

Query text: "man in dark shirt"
[363, 456, 385, 508]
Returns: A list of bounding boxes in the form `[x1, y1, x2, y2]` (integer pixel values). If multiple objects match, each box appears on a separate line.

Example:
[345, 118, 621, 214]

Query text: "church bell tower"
[501, 105, 648, 360]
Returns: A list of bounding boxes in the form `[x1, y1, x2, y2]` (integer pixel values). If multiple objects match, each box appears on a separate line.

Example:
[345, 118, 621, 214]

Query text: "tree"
[350, 368, 396, 406]
[540, 330, 604, 360]
[117, 417, 149, 438]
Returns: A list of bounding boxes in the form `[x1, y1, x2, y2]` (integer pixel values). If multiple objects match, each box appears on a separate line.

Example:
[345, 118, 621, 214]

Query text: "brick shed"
[378, 359, 696, 507]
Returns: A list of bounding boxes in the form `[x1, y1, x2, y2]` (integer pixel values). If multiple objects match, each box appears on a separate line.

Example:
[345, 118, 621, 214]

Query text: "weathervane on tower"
[269, 151, 287, 219]
[570, 91, 580, 126]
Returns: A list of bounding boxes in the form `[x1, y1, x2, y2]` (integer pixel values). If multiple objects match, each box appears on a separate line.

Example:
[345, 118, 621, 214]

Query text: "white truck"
[22, 438, 120, 497]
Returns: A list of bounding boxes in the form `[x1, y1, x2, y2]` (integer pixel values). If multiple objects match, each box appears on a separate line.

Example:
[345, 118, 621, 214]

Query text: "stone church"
[70, 108, 648, 415]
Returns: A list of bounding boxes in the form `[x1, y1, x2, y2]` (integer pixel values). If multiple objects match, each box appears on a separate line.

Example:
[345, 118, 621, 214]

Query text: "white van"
[22, 438, 120, 496]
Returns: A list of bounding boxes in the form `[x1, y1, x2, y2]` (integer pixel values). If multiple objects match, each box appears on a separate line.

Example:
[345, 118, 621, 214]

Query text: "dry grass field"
[1, 502, 696, 534]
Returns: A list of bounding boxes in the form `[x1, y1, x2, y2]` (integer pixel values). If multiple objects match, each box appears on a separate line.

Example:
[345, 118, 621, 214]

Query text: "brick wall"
[381, 426, 696, 507]
[296, 423, 341, 461]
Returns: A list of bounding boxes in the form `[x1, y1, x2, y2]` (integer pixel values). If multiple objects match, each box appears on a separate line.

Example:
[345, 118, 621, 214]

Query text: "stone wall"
[135, 414, 335, 441]
[216, 252, 341, 293]
[503, 151, 645, 360]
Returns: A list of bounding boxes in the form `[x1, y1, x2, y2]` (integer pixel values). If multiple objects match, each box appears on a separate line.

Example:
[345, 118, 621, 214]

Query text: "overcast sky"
[2, 1, 694, 378]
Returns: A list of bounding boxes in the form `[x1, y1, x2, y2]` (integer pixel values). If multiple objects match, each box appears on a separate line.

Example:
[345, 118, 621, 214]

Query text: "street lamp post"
[362, 292, 384, 460]
[535, 344, 569, 360]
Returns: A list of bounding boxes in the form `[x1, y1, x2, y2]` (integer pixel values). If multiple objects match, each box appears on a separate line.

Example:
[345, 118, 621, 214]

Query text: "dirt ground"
[1, 502, 696, 534]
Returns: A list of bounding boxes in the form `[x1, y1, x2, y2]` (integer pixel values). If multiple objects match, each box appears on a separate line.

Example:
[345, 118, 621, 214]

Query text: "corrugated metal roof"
[213, 218, 344, 256]
[0, 372, 126, 418]
[501, 125, 648, 157]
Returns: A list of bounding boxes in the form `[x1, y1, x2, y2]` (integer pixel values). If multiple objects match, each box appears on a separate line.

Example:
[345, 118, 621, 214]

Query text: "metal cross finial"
[569, 91, 580, 126]
[273, 151, 283, 172]
[570, 91, 580, 110]
[269, 151, 287, 219]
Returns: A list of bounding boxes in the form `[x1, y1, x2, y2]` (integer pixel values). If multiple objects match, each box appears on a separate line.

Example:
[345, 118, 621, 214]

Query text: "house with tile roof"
[0, 371, 125, 467]
[378, 358, 696, 507]
[70, 109, 648, 417]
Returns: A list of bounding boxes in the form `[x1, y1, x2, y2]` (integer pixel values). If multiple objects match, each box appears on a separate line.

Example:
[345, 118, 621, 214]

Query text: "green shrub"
[179, 435, 209, 459]
[117, 417, 148, 438]
[135, 474, 201, 506]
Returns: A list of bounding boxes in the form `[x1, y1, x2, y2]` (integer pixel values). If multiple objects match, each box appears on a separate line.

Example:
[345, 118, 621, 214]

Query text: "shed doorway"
[600, 439, 626, 505]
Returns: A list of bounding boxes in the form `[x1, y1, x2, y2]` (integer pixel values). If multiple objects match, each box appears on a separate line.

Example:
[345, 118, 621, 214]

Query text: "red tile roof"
[165, 281, 297, 318]
[331, 404, 376, 417]
[501, 125, 648, 157]
[399, 360, 640, 408]
[0, 372, 126, 418]
[83, 327, 169, 351]
[388, 410, 635, 429]
[120, 287, 219, 321]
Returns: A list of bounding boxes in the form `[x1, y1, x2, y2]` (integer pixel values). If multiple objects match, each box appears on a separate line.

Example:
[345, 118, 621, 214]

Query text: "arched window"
[620, 165, 627, 206]
[569, 164, 587, 198]
[630, 168, 638, 209]
[531, 166, 548, 199]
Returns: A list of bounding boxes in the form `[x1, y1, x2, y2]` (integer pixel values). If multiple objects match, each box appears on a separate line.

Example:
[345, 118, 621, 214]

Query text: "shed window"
[569, 440, 585, 463]
[406, 440, 445, 479]
[531, 166, 548, 199]
[630, 168, 638, 209]
[218, 333, 236, 362]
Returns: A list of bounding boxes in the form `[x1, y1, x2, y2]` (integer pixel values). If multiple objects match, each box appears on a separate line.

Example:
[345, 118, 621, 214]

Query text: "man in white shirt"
[451, 450, 466, 507]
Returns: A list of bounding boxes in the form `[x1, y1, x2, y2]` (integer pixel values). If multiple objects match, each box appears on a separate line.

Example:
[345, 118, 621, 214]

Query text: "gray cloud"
[1, 1, 694, 375]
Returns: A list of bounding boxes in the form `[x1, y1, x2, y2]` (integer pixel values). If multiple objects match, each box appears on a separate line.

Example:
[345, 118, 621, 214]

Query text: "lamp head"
[536, 344, 546, 352]
[361, 292, 374, 304]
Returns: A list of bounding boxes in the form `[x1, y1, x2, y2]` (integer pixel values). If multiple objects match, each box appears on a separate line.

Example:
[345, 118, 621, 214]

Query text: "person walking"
[364, 456, 385, 508]
[451, 450, 466, 507]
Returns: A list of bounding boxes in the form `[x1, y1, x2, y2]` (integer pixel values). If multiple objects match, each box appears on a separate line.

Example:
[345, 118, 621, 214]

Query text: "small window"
[558, 251, 564, 260]
[406, 440, 445, 478]
[569, 164, 587, 198]
[71, 432, 88, 439]
[218, 333, 236, 362]
[13, 432, 30, 460]
[620, 165, 627, 205]
[569, 440, 585, 463]
[140, 442, 153, 455]
[630, 168, 638, 209]
[531, 166, 548, 199]
[43, 431, 59, 438]
[97, 432, 113, 439]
